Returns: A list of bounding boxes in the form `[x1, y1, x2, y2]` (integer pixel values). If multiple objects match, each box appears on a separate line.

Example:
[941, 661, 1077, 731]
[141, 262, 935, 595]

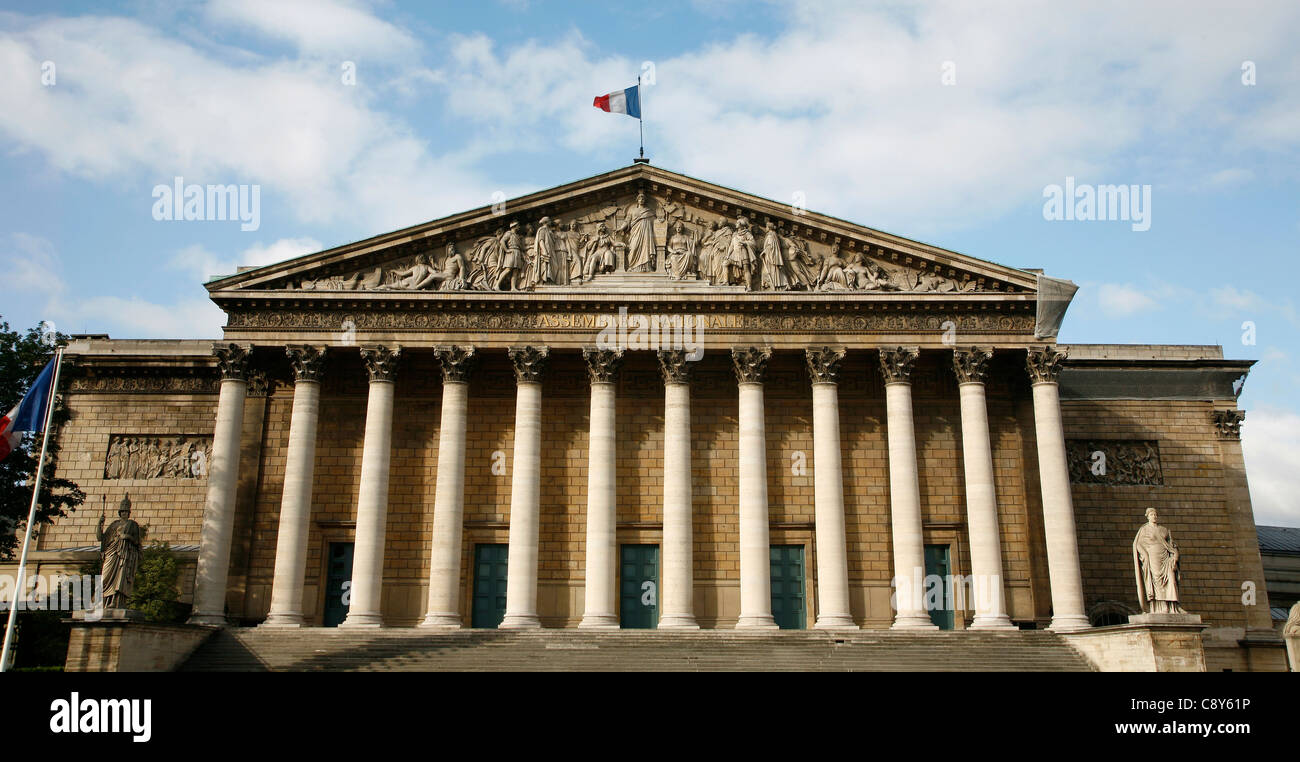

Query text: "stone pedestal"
[1063, 619, 1207, 672]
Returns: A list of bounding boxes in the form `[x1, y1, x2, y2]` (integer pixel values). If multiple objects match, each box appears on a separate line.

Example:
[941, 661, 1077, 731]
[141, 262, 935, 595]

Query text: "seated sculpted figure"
[1132, 507, 1184, 614]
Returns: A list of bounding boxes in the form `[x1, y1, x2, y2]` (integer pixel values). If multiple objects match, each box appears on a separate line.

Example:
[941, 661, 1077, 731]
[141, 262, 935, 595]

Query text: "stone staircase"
[178, 628, 1095, 672]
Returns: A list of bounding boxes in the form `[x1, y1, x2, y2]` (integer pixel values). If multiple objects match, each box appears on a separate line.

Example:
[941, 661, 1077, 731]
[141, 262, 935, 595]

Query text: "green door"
[924, 544, 954, 630]
[619, 544, 659, 629]
[471, 544, 509, 629]
[322, 542, 353, 627]
[770, 545, 806, 630]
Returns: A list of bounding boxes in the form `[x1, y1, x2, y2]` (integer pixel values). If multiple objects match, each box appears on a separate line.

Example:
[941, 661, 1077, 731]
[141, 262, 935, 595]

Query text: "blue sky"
[1, 0, 1297, 524]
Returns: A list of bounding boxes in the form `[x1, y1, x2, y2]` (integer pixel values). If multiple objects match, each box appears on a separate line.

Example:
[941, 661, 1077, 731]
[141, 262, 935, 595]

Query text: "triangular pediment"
[207, 164, 1039, 299]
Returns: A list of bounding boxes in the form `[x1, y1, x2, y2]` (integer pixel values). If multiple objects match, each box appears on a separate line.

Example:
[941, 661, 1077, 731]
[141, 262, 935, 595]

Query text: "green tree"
[128, 540, 184, 623]
[0, 318, 85, 559]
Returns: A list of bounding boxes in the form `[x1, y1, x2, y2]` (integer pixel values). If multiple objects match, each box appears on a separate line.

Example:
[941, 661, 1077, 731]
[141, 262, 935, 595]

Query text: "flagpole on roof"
[638, 72, 646, 160]
[1, 346, 64, 672]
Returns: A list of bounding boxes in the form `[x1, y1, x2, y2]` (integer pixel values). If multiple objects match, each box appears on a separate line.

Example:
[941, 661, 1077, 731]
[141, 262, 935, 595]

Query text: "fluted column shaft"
[1028, 347, 1090, 631]
[880, 347, 938, 630]
[953, 348, 1015, 629]
[658, 350, 699, 629]
[808, 348, 855, 628]
[264, 346, 327, 627]
[189, 344, 251, 626]
[341, 346, 401, 628]
[580, 348, 622, 629]
[501, 346, 547, 629]
[734, 347, 777, 629]
[422, 346, 476, 628]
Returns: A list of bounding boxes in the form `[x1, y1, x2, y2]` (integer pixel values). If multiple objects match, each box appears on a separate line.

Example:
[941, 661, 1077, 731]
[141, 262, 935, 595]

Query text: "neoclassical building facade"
[27, 164, 1282, 669]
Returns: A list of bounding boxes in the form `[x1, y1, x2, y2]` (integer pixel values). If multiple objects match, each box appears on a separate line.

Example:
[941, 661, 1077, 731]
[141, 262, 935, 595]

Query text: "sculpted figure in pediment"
[583, 222, 621, 280]
[666, 220, 698, 280]
[726, 216, 758, 289]
[496, 221, 525, 291]
[814, 243, 852, 291]
[563, 221, 587, 284]
[759, 220, 790, 291]
[623, 191, 658, 272]
[780, 227, 817, 290]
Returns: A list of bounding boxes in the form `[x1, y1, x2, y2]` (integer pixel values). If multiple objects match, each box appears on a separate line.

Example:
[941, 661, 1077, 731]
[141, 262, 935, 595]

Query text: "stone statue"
[1133, 507, 1184, 614]
[97, 493, 143, 610]
[665, 220, 697, 280]
[759, 220, 789, 290]
[582, 222, 620, 280]
[623, 191, 657, 272]
[726, 215, 758, 289]
[496, 221, 524, 291]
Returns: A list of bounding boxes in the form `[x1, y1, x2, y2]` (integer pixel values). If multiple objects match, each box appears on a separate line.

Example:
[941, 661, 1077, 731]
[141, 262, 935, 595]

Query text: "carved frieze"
[805, 346, 846, 384]
[225, 306, 1036, 336]
[1026, 346, 1066, 384]
[286, 345, 327, 382]
[953, 347, 993, 384]
[878, 346, 920, 383]
[1067, 440, 1164, 486]
[583, 348, 624, 384]
[433, 345, 476, 384]
[732, 347, 772, 384]
[360, 346, 402, 382]
[267, 190, 1013, 296]
[1211, 409, 1245, 439]
[104, 435, 214, 480]
[508, 346, 549, 383]
[67, 372, 218, 394]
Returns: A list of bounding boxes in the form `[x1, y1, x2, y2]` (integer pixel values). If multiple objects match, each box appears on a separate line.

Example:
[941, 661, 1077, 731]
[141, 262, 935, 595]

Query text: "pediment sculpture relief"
[288, 191, 992, 295]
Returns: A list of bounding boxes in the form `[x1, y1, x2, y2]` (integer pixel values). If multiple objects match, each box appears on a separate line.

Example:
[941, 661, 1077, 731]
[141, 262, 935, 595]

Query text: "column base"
[259, 614, 304, 629]
[187, 612, 229, 627]
[499, 613, 542, 629]
[338, 613, 384, 629]
[658, 615, 700, 630]
[891, 614, 940, 630]
[814, 615, 859, 630]
[970, 614, 1018, 631]
[1048, 615, 1092, 633]
[735, 615, 779, 630]
[418, 613, 463, 629]
[578, 614, 620, 629]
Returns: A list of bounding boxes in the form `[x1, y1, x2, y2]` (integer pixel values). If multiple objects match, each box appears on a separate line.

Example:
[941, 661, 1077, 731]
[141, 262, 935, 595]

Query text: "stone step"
[179, 628, 1094, 672]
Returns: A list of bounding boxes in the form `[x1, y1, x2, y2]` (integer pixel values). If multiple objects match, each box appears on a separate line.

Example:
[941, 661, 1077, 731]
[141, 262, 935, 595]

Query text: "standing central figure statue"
[623, 191, 657, 272]
[98, 493, 143, 610]
[1133, 507, 1184, 614]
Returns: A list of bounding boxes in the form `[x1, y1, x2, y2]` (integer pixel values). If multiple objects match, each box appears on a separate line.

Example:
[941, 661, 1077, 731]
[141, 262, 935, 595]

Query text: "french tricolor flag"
[0, 357, 57, 462]
[593, 84, 641, 119]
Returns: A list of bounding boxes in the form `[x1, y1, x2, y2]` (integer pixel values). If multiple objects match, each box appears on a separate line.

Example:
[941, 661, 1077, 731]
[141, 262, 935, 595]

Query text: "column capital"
[805, 346, 846, 384]
[657, 349, 693, 384]
[286, 345, 328, 383]
[1211, 409, 1245, 439]
[878, 346, 919, 383]
[953, 347, 993, 384]
[433, 345, 476, 384]
[582, 347, 624, 384]
[360, 345, 402, 383]
[732, 346, 772, 384]
[1026, 345, 1066, 384]
[508, 345, 549, 384]
[213, 342, 252, 381]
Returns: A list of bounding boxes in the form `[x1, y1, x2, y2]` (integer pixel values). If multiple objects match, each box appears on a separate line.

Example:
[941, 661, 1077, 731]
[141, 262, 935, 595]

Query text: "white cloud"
[1097, 283, 1159, 317]
[1242, 405, 1300, 526]
[170, 237, 322, 283]
[202, 0, 420, 61]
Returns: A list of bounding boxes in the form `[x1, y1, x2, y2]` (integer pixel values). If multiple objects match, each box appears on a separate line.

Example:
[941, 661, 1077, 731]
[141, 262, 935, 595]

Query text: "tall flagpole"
[1, 347, 65, 672]
[638, 72, 645, 160]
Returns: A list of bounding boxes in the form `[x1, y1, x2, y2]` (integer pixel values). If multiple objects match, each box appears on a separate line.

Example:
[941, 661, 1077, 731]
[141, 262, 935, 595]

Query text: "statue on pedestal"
[97, 494, 143, 610]
[1285, 601, 1299, 672]
[1133, 507, 1184, 614]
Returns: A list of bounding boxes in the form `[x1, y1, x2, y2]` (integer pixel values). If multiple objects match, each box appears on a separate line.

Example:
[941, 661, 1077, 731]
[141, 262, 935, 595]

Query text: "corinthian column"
[263, 346, 327, 627]
[421, 346, 477, 629]
[1027, 346, 1089, 631]
[578, 348, 623, 629]
[657, 350, 699, 629]
[806, 347, 856, 629]
[189, 343, 252, 626]
[340, 346, 401, 628]
[880, 346, 938, 630]
[733, 347, 778, 629]
[953, 348, 1016, 629]
[500, 346, 548, 629]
